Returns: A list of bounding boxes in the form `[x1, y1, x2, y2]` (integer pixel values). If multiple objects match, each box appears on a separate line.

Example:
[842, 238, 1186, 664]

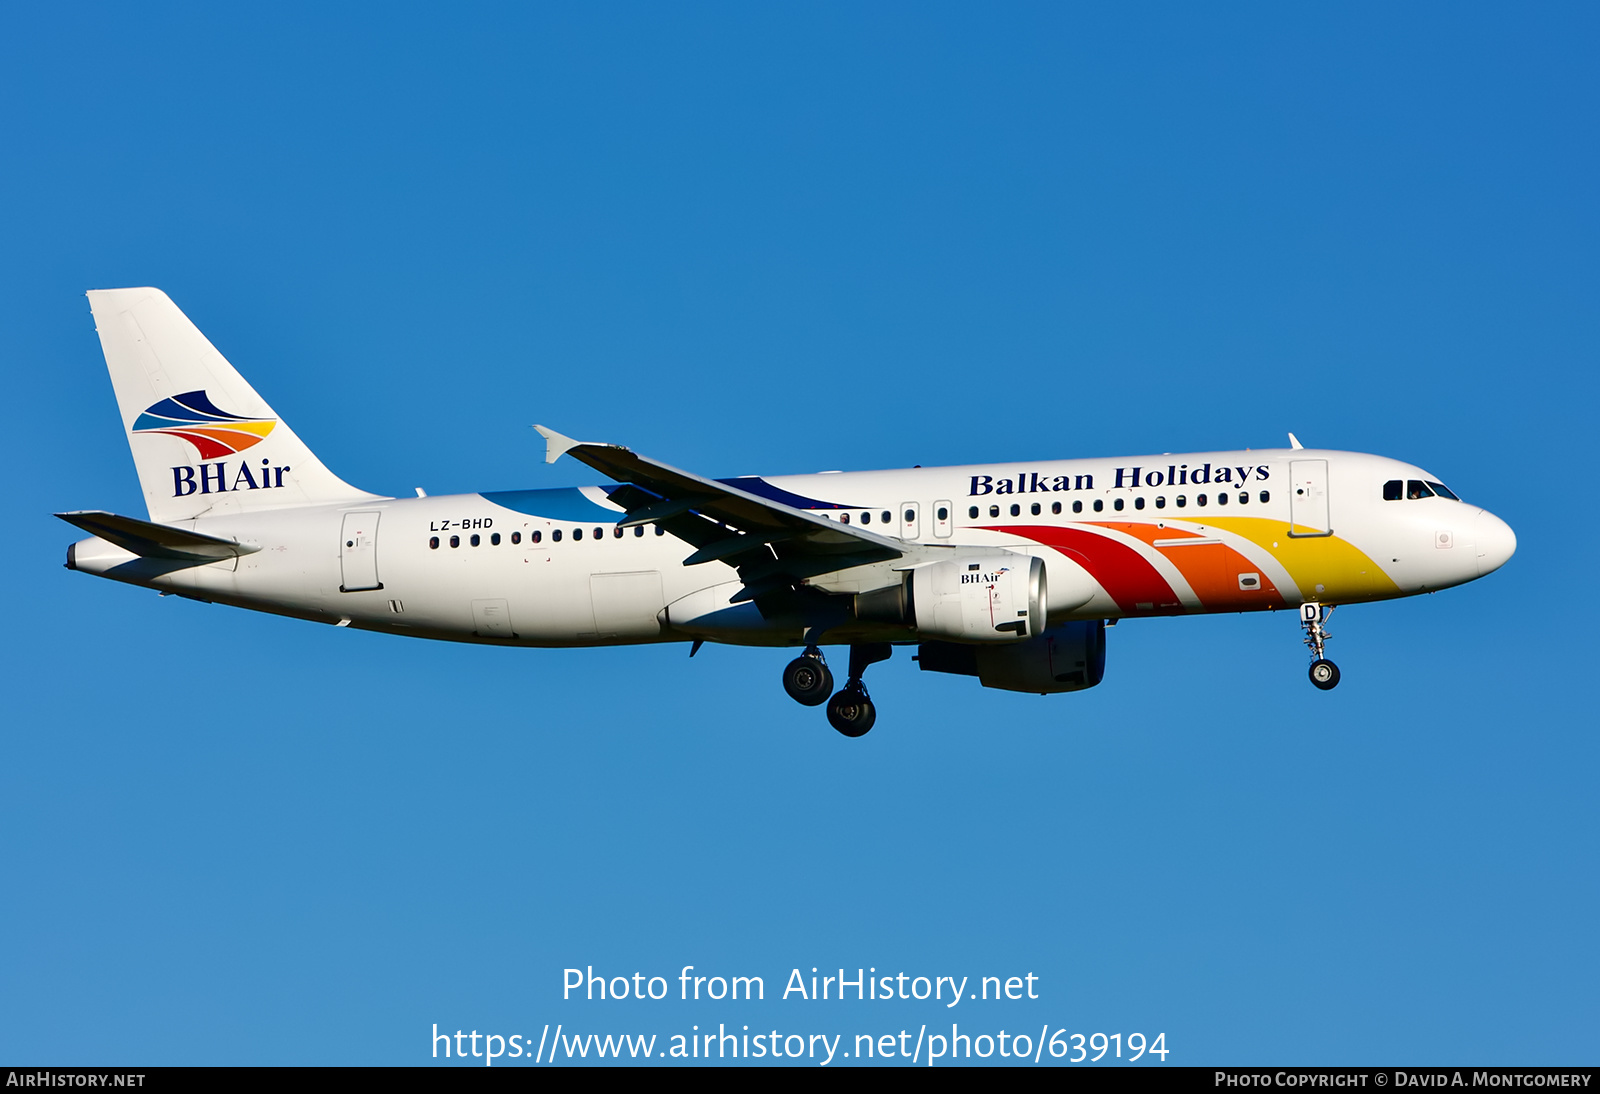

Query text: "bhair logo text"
[172, 459, 293, 497]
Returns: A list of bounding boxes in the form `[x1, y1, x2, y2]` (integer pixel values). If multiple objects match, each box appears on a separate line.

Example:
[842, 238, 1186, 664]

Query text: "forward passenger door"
[1288, 460, 1332, 537]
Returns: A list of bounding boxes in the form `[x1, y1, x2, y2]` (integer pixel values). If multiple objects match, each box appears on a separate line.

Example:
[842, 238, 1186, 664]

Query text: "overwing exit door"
[900, 501, 921, 540]
[339, 511, 384, 591]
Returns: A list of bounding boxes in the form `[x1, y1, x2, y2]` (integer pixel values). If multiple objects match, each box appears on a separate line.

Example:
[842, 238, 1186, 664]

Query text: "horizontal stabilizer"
[55, 510, 259, 562]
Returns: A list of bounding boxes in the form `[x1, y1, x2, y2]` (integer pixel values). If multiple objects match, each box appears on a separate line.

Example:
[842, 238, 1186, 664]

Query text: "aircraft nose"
[1474, 509, 1516, 577]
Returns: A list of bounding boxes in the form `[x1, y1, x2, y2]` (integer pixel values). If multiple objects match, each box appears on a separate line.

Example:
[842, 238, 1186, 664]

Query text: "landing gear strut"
[782, 647, 833, 706]
[825, 643, 892, 737]
[1300, 601, 1340, 691]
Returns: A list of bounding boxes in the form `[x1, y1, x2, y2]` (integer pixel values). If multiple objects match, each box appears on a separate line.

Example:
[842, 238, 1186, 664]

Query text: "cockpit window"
[1389, 477, 1459, 501]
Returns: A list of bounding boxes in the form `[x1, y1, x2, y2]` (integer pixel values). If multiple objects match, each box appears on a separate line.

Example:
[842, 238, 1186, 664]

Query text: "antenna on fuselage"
[1287, 432, 1304, 450]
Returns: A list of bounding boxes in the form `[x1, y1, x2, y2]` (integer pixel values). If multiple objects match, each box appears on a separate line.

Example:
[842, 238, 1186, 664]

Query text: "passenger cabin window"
[655, 526, 665, 536]
[1072, 500, 1083, 514]
[1216, 492, 1227, 506]
[594, 527, 603, 539]
[531, 530, 542, 543]
[989, 505, 1000, 518]
[907, 508, 917, 523]
[1176, 495, 1187, 508]
[1093, 499, 1104, 512]
[840, 513, 849, 524]
[614, 526, 623, 538]
[861, 512, 871, 525]
[573, 527, 583, 540]
[1155, 496, 1166, 509]
[634, 526, 645, 537]
[1135, 497, 1145, 510]
[1196, 494, 1207, 507]
[450, 535, 460, 548]
[491, 532, 501, 545]
[1009, 504, 1020, 517]
[1383, 480, 1403, 501]
[881, 511, 891, 523]
[1259, 490, 1270, 503]
[968, 506, 979, 519]
[1031, 502, 1041, 516]
[511, 531, 521, 544]
[1113, 498, 1124, 511]
[936, 506, 949, 521]
[429, 536, 440, 549]
[1051, 501, 1061, 515]
[1238, 492, 1248, 505]
[1407, 480, 1434, 500]
[470, 533, 481, 546]
[552, 530, 562, 542]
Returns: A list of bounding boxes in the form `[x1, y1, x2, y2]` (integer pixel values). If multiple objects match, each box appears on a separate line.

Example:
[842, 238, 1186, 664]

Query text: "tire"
[783, 656, 834, 706]
[826, 686, 876, 737]
[1309, 659, 1341, 690]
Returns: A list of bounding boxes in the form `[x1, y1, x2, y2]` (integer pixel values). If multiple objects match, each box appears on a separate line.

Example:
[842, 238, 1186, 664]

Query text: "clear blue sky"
[2, 2, 1595, 1066]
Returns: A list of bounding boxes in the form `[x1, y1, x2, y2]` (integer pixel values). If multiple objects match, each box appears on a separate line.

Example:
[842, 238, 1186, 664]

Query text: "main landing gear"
[782, 647, 833, 706]
[781, 643, 891, 737]
[1300, 601, 1340, 691]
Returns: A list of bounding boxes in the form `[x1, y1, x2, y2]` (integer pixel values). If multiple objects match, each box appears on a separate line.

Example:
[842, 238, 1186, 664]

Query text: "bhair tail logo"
[132, 390, 276, 459]
[132, 391, 292, 498]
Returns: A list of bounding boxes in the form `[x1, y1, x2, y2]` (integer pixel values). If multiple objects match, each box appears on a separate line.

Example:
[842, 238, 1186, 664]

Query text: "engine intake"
[909, 554, 1046, 642]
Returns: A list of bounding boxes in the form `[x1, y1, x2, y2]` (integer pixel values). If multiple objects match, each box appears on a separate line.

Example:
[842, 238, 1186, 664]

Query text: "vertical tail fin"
[87, 288, 384, 522]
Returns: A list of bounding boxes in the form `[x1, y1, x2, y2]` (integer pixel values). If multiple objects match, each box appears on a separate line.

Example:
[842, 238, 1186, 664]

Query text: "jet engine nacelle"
[910, 554, 1046, 642]
[916, 620, 1107, 694]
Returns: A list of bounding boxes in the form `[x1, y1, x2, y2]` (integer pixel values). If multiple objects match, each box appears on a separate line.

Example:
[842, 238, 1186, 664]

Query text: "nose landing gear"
[1300, 601, 1340, 690]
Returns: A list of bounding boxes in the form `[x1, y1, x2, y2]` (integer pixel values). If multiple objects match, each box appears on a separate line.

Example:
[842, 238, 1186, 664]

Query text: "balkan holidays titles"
[968, 462, 1272, 497]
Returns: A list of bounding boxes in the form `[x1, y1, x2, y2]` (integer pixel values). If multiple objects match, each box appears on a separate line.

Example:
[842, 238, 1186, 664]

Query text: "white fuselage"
[67, 447, 1516, 649]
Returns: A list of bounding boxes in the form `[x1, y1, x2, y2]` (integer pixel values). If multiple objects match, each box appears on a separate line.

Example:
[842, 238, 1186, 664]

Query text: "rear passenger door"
[339, 511, 383, 591]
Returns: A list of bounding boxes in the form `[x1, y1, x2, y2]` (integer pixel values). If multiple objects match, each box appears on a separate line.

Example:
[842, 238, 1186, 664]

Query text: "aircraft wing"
[536, 425, 915, 601]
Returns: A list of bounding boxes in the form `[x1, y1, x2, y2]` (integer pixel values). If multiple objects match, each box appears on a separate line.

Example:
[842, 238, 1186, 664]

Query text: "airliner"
[59, 288, 1516, 736]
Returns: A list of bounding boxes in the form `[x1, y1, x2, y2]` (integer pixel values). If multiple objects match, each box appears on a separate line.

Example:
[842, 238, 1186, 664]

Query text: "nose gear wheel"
[1309, 659, 1340, 690]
